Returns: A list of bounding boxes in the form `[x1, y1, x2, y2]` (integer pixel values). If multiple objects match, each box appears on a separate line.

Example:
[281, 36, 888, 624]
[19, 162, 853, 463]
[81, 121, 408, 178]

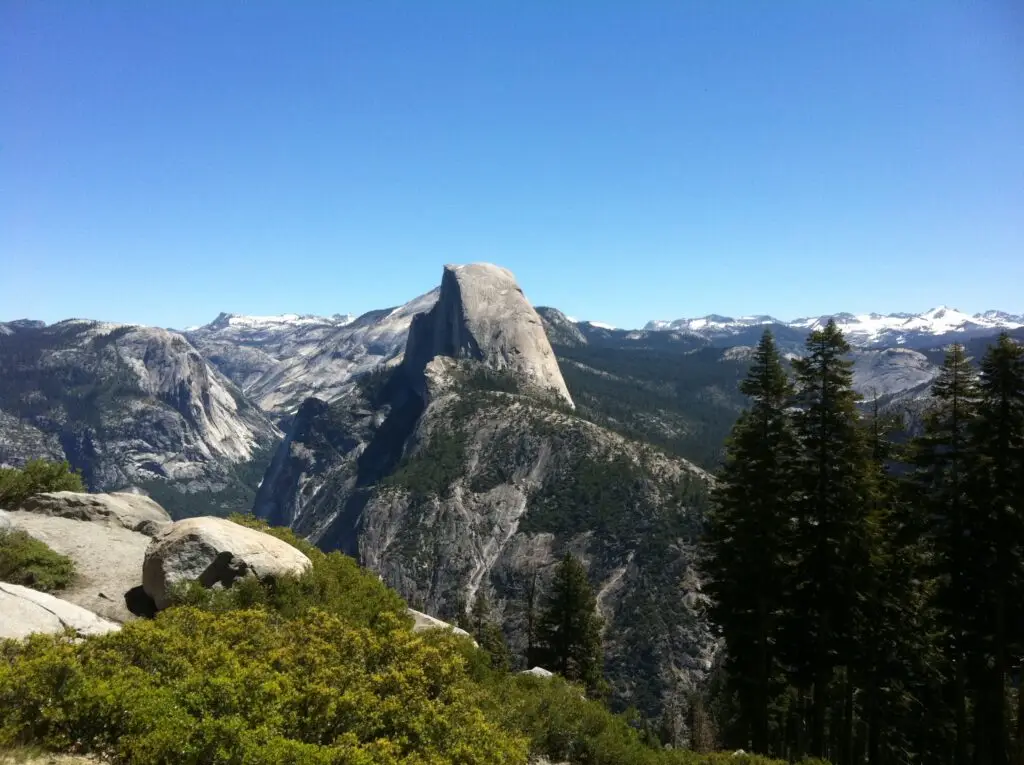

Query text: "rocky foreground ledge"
[1, 490, 473, 641]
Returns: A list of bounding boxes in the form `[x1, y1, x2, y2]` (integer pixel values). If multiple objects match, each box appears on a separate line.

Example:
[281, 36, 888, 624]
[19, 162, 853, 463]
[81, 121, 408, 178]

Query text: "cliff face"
[187, 291, 439, 415]
[404, 265, 573, 407]
[0, 320, 280, 516]
[254, 264, 715, 715]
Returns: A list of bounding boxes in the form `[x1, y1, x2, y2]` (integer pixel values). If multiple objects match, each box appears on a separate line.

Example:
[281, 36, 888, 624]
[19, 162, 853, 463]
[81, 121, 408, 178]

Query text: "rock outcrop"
[408, 608, 473, 640]
[142, 516, 313, 609]
[0, 582, 121, 640]
[404, 264, 573, 407]
[5, 508, 154, 623]
[535, 307, 588, 348]
[850, 347, 940, 399]
[520, 666, 555, 679]
[17, 491, 170, 536]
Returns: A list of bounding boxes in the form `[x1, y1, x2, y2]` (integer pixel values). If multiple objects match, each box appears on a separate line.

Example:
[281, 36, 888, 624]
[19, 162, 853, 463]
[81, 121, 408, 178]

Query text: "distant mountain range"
[644, 306, 1023, 348]
[178, 305, 1023, 368]
[183, 294, 438, 415]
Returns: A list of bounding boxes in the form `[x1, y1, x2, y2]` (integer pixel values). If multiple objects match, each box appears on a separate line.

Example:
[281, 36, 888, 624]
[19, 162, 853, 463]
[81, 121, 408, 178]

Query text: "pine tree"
[966, 334, 1024, 765]
[785, 319, 875, 759]
[703, 329, 797, 755]
[535, 552, 605, 697]
[909, 343, 981, 765]
[858, 396, 947, 764]
[514, 564, 540, 667]
[467, 590, 511, 671]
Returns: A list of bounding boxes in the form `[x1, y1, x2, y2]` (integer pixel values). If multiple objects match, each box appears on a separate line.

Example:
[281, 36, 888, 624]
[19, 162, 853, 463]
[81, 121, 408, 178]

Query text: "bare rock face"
[0, 582, 121, 640]
[0, 320, 281, 515]
[142, 516, 313, 609]
[520, 666, 555, 678]
[17, 491, 171, 536]
[187, 291, 439, 415]
[5, 510, 152, 623]
[408, 608, 474, 640]
[404, 264, 574, 407]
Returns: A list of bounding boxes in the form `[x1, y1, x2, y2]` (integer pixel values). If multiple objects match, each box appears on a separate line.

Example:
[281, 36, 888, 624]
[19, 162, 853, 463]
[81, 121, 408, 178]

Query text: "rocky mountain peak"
[207, 312, 235, 330]
[403, 263, 574, 407]
[535, 306, 588, 347]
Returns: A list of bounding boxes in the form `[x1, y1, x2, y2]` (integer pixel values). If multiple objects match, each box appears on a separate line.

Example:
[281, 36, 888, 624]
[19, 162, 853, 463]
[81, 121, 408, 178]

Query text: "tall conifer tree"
[966, 334, 1024, 765]
[704, 329, 797, 755]
[785, 319, 874, 759]
[536, 553, 605, 697]
[468, 590, 512, 671]
[909, 342, 980, 765]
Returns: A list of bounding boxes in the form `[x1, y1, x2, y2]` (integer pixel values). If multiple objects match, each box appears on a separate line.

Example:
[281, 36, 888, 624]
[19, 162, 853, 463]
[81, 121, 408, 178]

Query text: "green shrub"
[167, 514, 411, 633]
[0, 460, 84, 510]
[0, 530, 76, 592]
[0, 607, 528, 764]
[479, 674, 798, 765]
[0, 513, 810, 765]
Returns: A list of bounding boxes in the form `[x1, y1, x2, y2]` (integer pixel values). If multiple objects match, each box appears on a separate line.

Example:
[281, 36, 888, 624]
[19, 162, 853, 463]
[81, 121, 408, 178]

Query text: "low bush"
[166, 514, 411, 632]
[485, 674, 802, 765]
[0, 514, 811, 765]
[0, 460, 84, 510]
[0, 607, 527, 764]
[0, 530, 76, 592]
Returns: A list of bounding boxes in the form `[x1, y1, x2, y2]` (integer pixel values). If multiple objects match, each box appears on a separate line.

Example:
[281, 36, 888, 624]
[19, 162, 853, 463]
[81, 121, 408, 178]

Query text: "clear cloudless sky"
[2, 1, 1022, 329]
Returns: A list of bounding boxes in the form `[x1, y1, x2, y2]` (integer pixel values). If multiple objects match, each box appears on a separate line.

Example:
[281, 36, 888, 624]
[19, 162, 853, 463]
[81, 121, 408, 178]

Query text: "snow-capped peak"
[204, 312, 355, 330]
[644, 307, 1023, 348]
[643, 314, 779, 333]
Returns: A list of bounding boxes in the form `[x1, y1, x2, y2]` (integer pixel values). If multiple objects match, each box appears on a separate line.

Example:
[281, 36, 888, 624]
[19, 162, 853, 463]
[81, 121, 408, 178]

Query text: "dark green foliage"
[0, 324, 146, 433]
[458, 365, 527, 395]
[554, 345, 749, 469]
[493, 674, 803, 765]
[354, 364, 398, 406]
[703, 330, 796, 754]
[525, 452, 647, 542]
[0, 460, 84, 509]
[707, 327, 1024, 764]
[380, 428, 467, 498]
[523, 445, 705, 564]
[785, 320, 875, 758]
[909, 342, 980, 763]
[536, 553, 606, 698]
[465, 591, 512, 672]
[963, 333, 1024, 763]
[0, 530, 77, 592]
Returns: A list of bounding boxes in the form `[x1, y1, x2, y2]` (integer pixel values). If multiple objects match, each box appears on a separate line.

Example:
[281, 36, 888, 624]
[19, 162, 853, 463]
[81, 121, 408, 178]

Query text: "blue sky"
[2, 2, 1022, 329]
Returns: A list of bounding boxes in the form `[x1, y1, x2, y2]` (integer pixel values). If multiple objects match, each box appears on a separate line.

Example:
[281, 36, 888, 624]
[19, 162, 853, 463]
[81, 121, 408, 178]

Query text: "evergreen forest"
[703, 323, 1024, 765]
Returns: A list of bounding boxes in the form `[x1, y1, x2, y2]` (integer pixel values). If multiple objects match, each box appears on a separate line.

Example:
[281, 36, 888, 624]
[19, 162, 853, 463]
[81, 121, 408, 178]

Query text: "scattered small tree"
[467, 589, 511, 672]
[535, 552, 606, 697]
